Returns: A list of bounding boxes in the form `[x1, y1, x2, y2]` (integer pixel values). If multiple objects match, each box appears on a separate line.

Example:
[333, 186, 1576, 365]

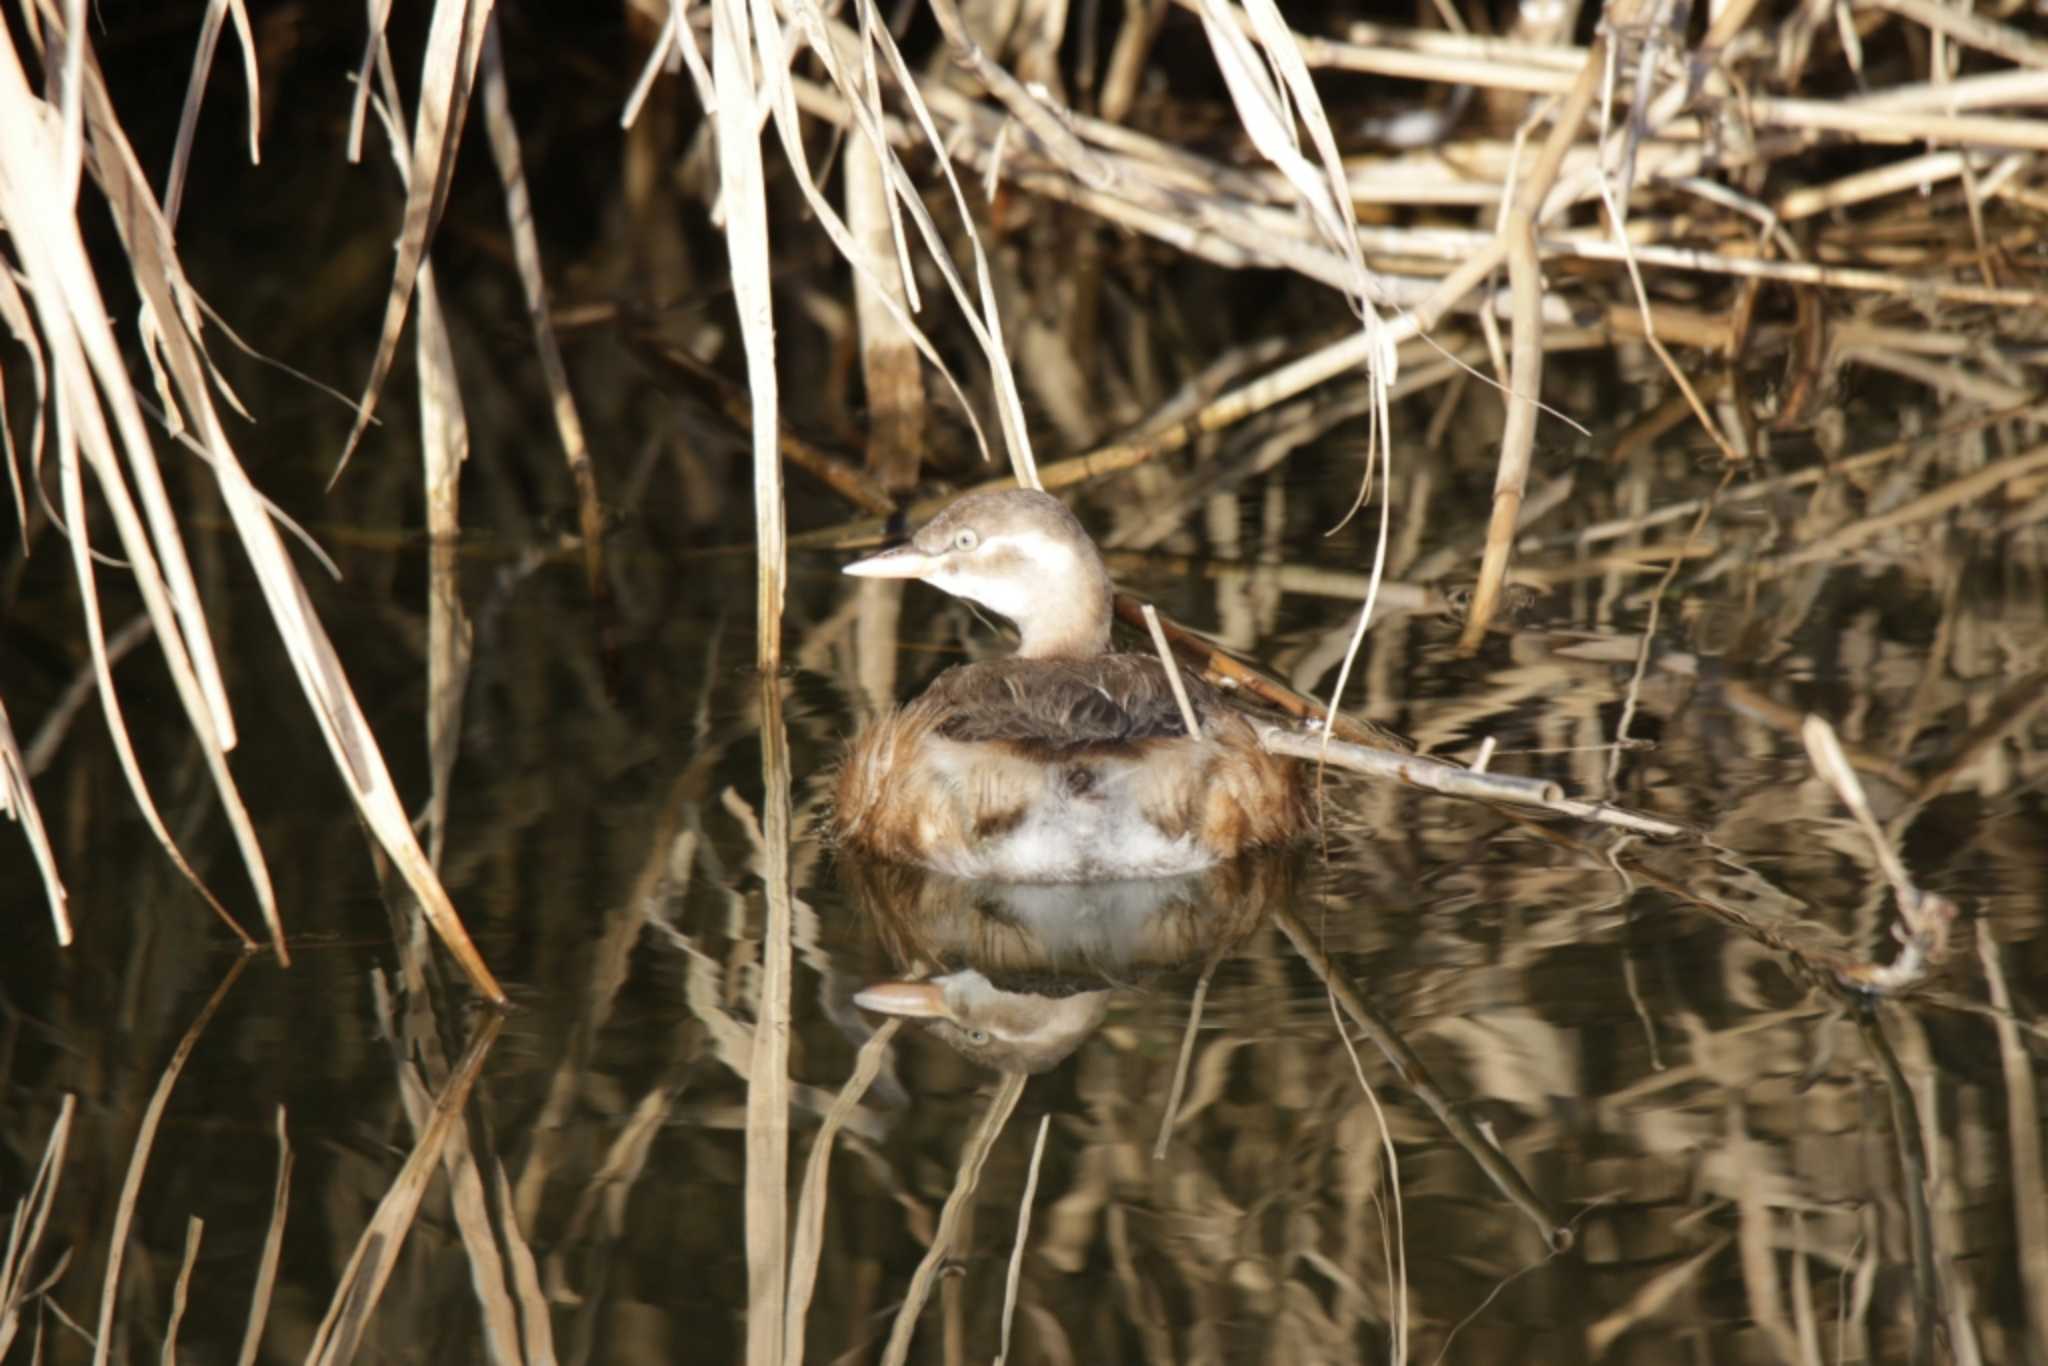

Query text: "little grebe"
[833, 489, 1307, 882]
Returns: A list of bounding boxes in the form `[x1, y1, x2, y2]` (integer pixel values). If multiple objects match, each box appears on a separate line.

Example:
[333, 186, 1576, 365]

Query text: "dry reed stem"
[994, 1114, 1052, 1366]
[628, 329, 901, 515]
[779, 0, 1042, 486]
[784, 1020, 901, 1366]
[304, 1013, 504, 1366]
[480, 20, 607, 602]
[710, 0, 785, 673]
[1868, 0, 2048, 71]
[1334, 1000, 1408, 1363]
[881, 1070, 1028, 1366]
[1977, 926, 2048, 1359]
[159, 1216, 202, 1366]
[1855, 1013, 1938, 1364]
[91, 954, 247, 1366]
[1259, 725, 1567, 806]
[1152, 962, 1214, 1160]
[744, 674, 796, 1366]
[0, 1094, 73, 1358]
[1776, 149, 1977, 221]
[845, 133, 925, 490]
[335, 0, 492, 478]
[1139, 604, 1203, 740]
[1459, 6, 1621, 652]
[1586, 1236, 1730, 1354]
[1768, 441, 2048, 573]
[232, 1107, 291, 1366]
[1910, 666, 2048, 804]
[1565, 400, 2048, 549]
[415, 249, 469, 872]
[3, 9, 273, 952]
[34, 5, 502, 997]
[346, 31, 507, 1001]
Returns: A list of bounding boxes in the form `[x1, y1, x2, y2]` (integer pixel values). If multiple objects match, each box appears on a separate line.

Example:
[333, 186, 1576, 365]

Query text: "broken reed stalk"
[233, 1107, 293, 1366]
[0, 1094, 73, 1359]
[92, 955, 248, 1366]
[993, 1114, 1053, 1366]
[1458, 2, 1625, 651]
[881, 1071, 1028, 1366]
[304, 1013, 503, 1366]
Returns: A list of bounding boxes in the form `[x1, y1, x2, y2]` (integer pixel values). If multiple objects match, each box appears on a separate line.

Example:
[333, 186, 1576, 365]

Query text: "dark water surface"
[4, 9, 2048, 1364]
[7, 487, 2046, 1363]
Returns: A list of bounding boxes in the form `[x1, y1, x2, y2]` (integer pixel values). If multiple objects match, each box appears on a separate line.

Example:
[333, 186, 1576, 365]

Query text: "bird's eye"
[952, 528, 979, 552]
[967, 1028, 991, 1045]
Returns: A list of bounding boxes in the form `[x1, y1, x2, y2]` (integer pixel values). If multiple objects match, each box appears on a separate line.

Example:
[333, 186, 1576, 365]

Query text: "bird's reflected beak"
[853, 980, 950, 1019]
[842, 543, 938, 580]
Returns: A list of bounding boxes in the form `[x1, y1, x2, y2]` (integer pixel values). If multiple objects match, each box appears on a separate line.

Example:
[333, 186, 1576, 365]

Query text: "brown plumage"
[833, 490, 1308, 881]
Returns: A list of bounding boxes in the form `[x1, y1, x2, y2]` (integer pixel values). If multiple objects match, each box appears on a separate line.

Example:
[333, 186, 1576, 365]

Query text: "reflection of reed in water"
[843, 852, 1293, 1073]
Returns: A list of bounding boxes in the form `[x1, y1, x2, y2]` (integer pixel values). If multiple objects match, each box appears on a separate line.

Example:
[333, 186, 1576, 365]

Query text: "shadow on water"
[3, 7, 2048, 1366]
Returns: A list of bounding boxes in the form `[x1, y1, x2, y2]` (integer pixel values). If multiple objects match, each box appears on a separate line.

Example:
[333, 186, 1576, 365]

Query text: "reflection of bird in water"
[854, 973, 1109, 1076]
[845, 855, 1291, 1074]
[834, 489, 1307, 882]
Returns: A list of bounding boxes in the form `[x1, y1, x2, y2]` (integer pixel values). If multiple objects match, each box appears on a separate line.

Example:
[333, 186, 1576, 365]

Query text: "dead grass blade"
[775, 0, 1041, 485]
[0, 1094, 74, 1359]
[2, 14, 272, 950]
[0, 262, 47, 544]
[1190, 4, 1402, 731]
[304, 1013, 505, 1366]
[53, 424, 256, 951]
[91, 954, 247, 1366]
[165, 0, 260, 231]
[334, 0, 494, 481]
[0, 696, 70, 944]
[234, 1107, 292, 1366]
[44, 3, 503, 998]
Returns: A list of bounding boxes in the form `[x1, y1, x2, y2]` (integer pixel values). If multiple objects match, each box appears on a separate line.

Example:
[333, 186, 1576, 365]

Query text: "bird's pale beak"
[842, 543, 938, 579]
[853, 980, 950, 1019]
